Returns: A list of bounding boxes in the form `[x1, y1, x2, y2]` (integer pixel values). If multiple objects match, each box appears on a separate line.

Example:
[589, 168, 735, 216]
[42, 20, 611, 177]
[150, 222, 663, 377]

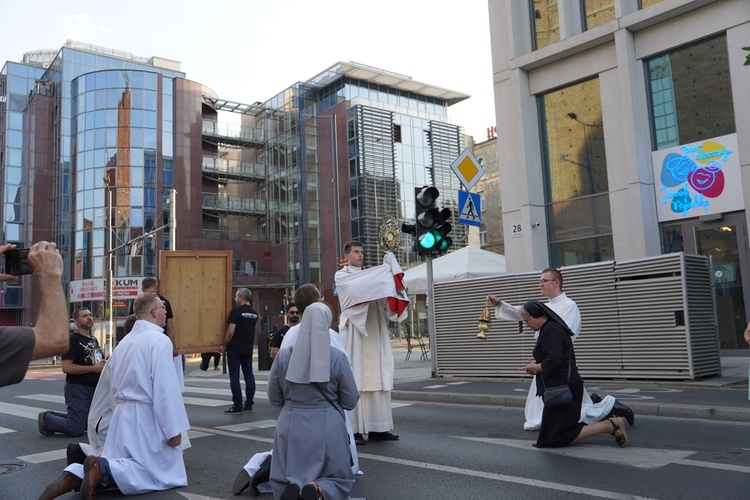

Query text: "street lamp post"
[104, 175, 114, 355]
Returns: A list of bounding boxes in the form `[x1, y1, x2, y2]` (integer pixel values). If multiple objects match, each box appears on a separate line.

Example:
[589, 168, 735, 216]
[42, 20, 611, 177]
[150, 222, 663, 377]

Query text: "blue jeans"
[227, 352, 255, 410]
[43, 382, 95, 437]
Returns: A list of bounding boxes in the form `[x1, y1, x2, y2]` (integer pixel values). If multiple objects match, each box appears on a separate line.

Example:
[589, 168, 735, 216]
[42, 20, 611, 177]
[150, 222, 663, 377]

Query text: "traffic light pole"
[426, 253, 437, 377]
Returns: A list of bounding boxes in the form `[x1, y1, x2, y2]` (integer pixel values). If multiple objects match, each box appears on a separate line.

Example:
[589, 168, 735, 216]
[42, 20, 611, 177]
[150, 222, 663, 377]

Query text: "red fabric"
[388, 273, 409, 317]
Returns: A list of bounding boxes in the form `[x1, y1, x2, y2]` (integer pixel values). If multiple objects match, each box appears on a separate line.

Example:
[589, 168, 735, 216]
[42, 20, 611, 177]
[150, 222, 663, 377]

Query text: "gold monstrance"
[477, 305, 491, 340]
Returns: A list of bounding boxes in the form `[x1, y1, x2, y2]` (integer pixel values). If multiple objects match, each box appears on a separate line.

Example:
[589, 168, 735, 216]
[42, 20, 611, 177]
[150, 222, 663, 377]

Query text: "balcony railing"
[202, 229, 268, 241]
[202, 120, 264, 147]
[202, 193, 266, 215]
[202, 156, 265, 180]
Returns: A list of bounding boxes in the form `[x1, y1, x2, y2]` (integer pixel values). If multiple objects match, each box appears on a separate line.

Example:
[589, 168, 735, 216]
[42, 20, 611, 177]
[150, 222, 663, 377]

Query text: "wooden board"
[159, 250, 232, 355]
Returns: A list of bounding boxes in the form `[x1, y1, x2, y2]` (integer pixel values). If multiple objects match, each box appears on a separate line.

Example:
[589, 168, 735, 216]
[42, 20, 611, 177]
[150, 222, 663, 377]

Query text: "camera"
[6, 248, 33, 275]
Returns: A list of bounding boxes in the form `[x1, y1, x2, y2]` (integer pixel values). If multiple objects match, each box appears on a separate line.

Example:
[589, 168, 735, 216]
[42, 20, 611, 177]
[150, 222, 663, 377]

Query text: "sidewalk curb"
[391, 390, 750, 423]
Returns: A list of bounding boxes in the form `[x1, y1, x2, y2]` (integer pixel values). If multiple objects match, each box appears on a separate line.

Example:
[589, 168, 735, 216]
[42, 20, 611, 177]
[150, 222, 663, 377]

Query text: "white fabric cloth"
[279, 321, 360, 474]
[336, 256, 405, 435]
[336, 252, 410, 323]
[494, 293, 615, 427]
[98, 319, 190, 495]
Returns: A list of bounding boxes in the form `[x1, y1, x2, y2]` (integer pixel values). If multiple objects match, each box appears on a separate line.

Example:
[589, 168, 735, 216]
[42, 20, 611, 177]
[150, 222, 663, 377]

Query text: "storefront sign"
[652, 134, 743, 222]
[69, 277, 145, 302]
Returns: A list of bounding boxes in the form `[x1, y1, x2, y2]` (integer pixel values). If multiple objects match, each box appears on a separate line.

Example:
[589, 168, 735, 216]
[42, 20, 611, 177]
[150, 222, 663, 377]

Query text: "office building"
[488, 0, 750, 347]
[0, 41, 468, 339]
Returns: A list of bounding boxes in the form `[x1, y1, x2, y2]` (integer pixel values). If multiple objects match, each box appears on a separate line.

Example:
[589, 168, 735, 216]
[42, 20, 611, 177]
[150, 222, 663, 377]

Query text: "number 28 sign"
[511, 221, 523, 238]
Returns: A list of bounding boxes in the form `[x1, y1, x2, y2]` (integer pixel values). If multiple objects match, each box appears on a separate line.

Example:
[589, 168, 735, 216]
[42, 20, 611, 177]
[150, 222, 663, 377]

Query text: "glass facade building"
[0, 45, 467, 339]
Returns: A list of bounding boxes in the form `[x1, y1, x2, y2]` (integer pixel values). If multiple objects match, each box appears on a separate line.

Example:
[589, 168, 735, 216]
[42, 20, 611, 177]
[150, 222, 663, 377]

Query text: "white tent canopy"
[402, 246, 506, 295]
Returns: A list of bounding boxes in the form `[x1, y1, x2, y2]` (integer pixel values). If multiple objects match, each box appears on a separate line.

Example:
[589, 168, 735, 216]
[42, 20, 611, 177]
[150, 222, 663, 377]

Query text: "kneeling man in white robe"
[78, 292, 190, 498]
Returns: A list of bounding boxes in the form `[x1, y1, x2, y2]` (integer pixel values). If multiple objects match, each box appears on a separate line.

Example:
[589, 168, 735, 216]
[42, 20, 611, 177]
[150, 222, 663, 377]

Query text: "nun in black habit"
[519, 301, 628, 449]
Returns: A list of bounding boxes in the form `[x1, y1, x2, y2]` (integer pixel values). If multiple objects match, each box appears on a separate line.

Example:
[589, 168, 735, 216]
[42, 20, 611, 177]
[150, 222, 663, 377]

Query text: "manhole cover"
[0, 463, 25, 474]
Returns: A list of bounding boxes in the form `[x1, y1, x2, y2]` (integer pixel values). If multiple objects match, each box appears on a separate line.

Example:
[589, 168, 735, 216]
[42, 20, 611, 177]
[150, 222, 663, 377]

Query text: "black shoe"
[224, 406, 243, 415]
[368, 431, 399, 441]
[250, 454, 272, 496]
[280, 482, 300, 500]
[353, 433, 366, 446]
[589, 392, 602, 404]
[66, 442, 87, 465]
[232, 468, 251, 495]
[609, 400, 635, 426]
[243, 406, 253, 413]
[38, 411, 53, 436]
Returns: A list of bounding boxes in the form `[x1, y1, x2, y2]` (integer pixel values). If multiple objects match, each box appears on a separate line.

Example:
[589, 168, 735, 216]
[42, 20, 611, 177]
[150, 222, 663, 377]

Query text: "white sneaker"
[523, 423, 541, 431]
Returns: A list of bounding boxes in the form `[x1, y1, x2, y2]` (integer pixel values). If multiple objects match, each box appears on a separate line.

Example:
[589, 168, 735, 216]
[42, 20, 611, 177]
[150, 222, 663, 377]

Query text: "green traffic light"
[439, 236, 453, 252]
[418, 230, 444, 251]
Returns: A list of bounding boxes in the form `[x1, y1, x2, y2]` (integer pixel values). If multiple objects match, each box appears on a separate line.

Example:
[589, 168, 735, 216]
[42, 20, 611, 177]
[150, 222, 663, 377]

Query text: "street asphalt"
[28, 342, 750, 423]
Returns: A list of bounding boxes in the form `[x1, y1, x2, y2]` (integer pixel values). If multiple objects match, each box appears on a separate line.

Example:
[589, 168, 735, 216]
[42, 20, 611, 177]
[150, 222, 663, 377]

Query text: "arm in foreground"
[27, 242, 69, 360]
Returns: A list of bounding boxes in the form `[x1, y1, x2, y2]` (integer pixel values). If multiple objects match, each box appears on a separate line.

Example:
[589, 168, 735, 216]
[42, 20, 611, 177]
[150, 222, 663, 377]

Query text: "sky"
[0, 0, 495, 141]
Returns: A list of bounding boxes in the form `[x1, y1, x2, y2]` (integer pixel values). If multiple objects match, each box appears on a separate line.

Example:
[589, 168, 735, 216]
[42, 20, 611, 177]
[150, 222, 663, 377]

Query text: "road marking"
[18, 449, 66, 464]
[17, 394, 65, 405]
[182, 397, 228, 407]
[0, 426, 15, 434]
[191, 425, 274, 445]
[187, 429, 213, 440]
[357, 450, 658, 499]
[456, 437, 750, 474]
[0, 402, 49, 419]
[216, 419, 278, 432]
[182, 386, 268, 400]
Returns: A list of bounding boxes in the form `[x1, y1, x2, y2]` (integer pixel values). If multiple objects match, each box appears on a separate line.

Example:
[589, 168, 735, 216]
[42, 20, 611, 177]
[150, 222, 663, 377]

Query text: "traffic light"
[435, 208, 453, 253]
[279, 305, 285, 316]
[414, 186, 440, 254]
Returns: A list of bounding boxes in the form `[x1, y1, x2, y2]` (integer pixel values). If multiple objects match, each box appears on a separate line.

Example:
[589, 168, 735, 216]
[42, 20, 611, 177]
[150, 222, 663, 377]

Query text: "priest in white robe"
[79, 292, 190, 498]
[335, 241, 409, 444]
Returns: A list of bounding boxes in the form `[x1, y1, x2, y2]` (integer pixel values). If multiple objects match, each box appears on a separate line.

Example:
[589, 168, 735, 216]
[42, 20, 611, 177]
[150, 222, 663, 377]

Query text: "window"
[530, 0, 560, 50]
[581, 1, 615, 31]
[539, 77, 612, 267]
[646, 35, 734, 150]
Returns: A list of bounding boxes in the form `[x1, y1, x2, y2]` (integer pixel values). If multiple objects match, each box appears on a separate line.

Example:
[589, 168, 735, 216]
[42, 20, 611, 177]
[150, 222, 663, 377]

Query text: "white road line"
[456, 436, 750, 474]
[216, 419, 278, 432]
[18, 449, 66, 464]
[357, 451, 659, 499]
[0, 426, 15, 434]
[17, 394, 65, 405]
[181, 397, 228, 407]
[182, 386, 269, 400]
[0, 401, 49, 419]
[190, 425, 274, 445]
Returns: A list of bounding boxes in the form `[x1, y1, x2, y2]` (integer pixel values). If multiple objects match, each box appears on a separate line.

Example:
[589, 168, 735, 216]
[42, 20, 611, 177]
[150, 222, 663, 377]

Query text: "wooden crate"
[159, 250, 232, 355]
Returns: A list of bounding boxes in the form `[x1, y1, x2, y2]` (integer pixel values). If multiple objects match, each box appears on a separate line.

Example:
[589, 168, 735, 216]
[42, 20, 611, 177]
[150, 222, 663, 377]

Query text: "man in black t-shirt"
[269, 302, 299, 362]
[39, 307, 105, 437]
[220, 287, 259, 414]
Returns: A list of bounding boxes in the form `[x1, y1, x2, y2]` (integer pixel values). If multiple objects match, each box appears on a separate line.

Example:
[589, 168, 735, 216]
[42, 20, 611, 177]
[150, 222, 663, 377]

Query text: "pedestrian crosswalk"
[2, 377, 411, 465]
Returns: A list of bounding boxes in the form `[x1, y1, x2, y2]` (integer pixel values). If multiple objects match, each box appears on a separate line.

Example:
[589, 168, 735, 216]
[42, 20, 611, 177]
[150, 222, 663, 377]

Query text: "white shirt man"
[487, 268, 617, 430]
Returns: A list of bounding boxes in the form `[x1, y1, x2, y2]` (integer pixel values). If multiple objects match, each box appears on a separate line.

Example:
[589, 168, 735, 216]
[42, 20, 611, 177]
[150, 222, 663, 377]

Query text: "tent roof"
[403, 246, 506, 295]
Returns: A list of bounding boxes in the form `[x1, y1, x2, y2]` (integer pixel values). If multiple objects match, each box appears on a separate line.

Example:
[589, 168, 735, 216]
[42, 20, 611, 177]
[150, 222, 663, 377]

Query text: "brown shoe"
[81, 455, 102, 500]
[39, 472, 76, 499]
[301, 481, 323, 500]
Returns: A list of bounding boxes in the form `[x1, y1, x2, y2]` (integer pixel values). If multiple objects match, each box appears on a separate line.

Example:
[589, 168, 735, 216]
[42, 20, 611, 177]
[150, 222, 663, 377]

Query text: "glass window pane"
[582, 0, 615, 31]
[646, 35, 734, 150]
[531, 0, 560, 50]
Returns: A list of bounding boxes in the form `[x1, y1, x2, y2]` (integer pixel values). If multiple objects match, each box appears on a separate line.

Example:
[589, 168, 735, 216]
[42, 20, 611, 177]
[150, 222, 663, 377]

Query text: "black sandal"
[609, 417, 628, 448]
